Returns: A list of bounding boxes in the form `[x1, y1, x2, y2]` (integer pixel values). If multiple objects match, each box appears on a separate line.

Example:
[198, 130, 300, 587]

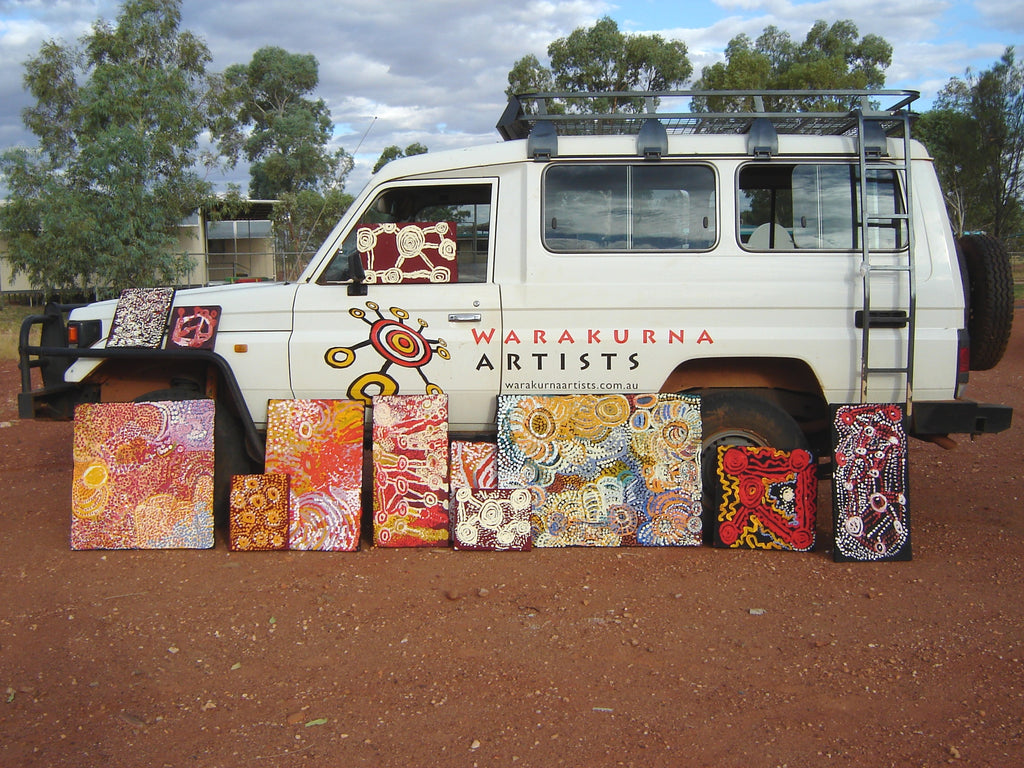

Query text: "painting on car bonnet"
[165, 305, 221, 351]
[372, 393, 449, 547]
[358, 221, 458, 284]
[449, 487, 532, 551]
[496, 393, 702, 547]
[264, 399, 364, 552]
[714, 446, 817, 551]
[229, 474, 290, 551]
[831, 404, 912, 562]
[106, 287, 176, 348]
[70, 400, 215, 550]
[449, 441, 497, 490]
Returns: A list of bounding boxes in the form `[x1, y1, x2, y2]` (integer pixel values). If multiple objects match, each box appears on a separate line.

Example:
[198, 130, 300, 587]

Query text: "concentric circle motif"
[369, 319, 433, 367]
[526, 407, 557, 441]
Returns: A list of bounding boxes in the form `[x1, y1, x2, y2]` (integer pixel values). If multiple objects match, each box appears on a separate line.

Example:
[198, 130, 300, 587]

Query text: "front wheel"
[698, 391, 810, 518]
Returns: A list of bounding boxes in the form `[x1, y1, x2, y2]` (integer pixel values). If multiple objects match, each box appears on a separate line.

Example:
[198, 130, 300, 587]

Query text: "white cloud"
[974, 0, 1024, 33]
[0, 0, 1018, 198]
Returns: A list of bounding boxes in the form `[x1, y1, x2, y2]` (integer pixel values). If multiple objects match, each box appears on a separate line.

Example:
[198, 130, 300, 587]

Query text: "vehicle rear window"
[543, 164, 716, 252]
[739, 163, 907, 251]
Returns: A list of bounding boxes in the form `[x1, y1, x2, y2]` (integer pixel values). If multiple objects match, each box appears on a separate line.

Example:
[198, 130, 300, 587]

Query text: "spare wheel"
[958, 233, 1014, 371]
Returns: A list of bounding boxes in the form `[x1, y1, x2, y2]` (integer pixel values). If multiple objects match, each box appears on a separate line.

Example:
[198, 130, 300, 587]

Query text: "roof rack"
[496, 89, 920, 143]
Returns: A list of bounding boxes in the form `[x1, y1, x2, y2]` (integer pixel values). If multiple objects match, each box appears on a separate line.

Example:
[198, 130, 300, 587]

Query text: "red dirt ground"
[0, 321, 1022, 768]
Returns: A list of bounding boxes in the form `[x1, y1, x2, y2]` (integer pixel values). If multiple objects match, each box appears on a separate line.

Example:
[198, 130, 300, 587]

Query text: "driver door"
[289, 179, 502, 433]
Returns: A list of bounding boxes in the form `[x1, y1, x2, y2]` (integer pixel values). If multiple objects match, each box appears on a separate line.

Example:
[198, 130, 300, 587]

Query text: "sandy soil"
[0, 320, 1022, 768]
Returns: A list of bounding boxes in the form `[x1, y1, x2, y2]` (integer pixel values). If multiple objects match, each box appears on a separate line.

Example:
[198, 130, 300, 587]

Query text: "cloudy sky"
[0, 0, 1020, 195]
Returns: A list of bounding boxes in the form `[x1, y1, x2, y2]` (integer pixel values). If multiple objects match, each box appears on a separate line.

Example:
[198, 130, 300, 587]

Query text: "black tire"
[133, 388, 258, 528]
[959, 233, 1014, 371]
[698, 391, 810, 521]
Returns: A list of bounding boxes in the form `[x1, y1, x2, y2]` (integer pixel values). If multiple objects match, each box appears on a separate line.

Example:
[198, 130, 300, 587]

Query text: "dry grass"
[0, 302, 42, 360]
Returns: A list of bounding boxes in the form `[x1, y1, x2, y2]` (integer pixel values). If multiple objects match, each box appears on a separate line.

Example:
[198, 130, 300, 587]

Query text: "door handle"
[448, 313, 482, 322]
[855, 310, 908, 329]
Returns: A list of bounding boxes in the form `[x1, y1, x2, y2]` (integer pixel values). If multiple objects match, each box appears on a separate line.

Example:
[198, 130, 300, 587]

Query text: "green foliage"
[506, 16, 691, 113]
[271, 189, 354, 279]
[372, 143, 428, 174]
[506, 54, 555, 96]
[919, 48, 1024, 238]
[0, 0, 214, 298]
[694, 20, 892, 111]
[213, 46, 352, 199]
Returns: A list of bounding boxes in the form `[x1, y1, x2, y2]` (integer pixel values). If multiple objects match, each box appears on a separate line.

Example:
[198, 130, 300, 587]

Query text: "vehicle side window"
[319, 183, 491, 283]
[543, 164, 716, 252]
[739, 163, 906, 251]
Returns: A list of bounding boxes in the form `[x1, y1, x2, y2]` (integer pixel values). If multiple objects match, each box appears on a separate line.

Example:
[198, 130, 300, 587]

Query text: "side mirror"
[347, 252, 367, 296]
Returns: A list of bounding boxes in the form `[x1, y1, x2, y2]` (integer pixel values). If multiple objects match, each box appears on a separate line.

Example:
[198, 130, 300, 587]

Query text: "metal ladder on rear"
[855, 102, 916, 416]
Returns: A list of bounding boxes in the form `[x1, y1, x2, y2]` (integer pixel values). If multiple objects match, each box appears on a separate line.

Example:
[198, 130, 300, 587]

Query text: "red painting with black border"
[165, 305, 221, 351]
[714, 446, 817, 551]
[831, 403, 912, 562]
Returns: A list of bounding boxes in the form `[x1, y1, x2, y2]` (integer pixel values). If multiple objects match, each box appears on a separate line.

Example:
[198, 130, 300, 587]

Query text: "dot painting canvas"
[358, 221, 458, 284]
[497, 393, 703, 548]
[264, 399, 364, 552]
[71, 400, 215, 550]
[449, 441, 497, 490]
[165, 305, 221, 351]
[831, 404, 912, 562]
[106, 287, 176, 348]
[372, 393, 449, 547]
[714, 446, 817, 551]
[229, 474, 290, 551]
[449, 487, 532, 551]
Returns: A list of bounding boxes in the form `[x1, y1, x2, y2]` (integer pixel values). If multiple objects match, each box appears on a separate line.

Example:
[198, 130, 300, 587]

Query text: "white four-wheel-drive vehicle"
[19, 90, 1014, 513]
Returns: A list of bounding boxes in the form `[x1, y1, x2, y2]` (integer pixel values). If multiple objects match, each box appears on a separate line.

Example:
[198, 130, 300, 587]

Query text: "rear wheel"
[698, 391, 810, 524]
[133, 387, 257, 528]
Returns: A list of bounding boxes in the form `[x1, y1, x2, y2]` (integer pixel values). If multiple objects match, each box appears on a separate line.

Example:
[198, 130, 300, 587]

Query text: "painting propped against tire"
[324, 301, 450, 404]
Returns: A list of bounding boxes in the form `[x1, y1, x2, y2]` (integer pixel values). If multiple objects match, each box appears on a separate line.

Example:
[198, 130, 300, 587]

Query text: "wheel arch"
[660, 355, 830, 453]
[80, 350, 265, 464]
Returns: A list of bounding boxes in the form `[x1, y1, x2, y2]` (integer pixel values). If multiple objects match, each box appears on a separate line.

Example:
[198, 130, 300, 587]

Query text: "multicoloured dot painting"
[229, 474, 290, 551]
[832, 404, 912, 562]
[372, 393, 449, 547]
[496, 393, 702, 547]
[449, 441, 497, 490]
[264, 399, 364, 552]
[106, 287, 176, 348]
[358, 221, 458, 284]
[450, 487, 532, 551]
[71, 400, 215, 550]
[714, 446, 817, 551]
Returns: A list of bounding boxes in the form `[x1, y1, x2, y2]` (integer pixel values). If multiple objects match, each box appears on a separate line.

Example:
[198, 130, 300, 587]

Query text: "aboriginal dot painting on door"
[106, 287, 176, 348]
[229, 474, 290, 551]
[714, 446, 817, 551]
[831, 404, 912, 562]
[496, 393, 703, 548]
[264, 399, 364, 552]
[372, 393, 450, 547]
[450, 487, 532, 551]
[71, 400, 215, 550]
[358, 221, 458, 283]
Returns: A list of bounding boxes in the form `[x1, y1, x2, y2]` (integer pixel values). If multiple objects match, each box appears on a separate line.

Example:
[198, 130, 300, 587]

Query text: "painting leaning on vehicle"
[18, 89, 1014, 523]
